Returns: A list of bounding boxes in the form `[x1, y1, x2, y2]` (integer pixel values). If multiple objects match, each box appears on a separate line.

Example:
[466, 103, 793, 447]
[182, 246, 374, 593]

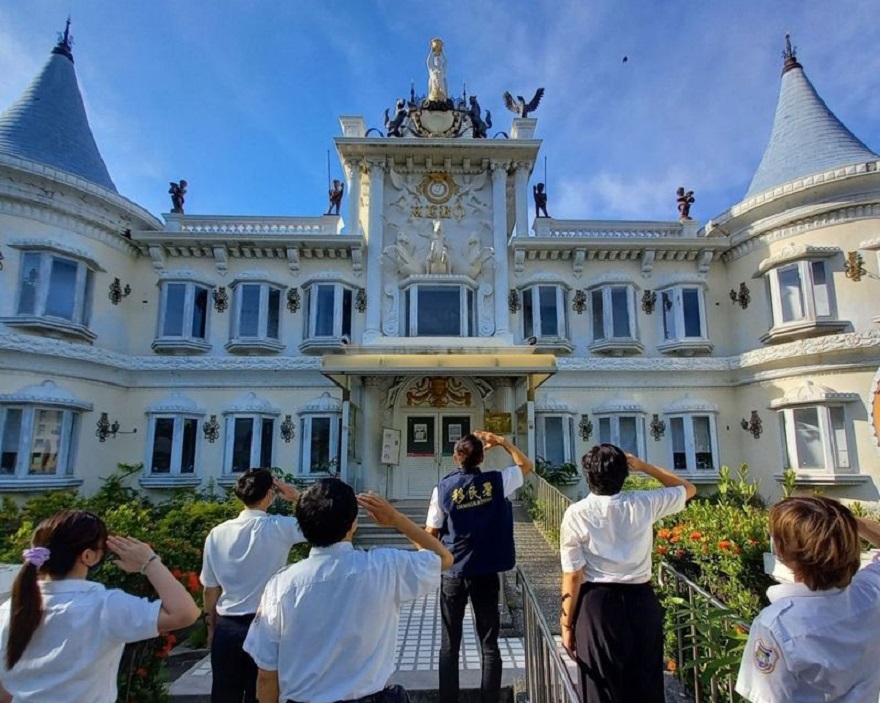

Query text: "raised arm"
[475, 430, 534, 478]
[359, 493, 454, 570]
[856, 517, 880, 548]
[626, 454, 696, 500]
[108, 535, 201, 631]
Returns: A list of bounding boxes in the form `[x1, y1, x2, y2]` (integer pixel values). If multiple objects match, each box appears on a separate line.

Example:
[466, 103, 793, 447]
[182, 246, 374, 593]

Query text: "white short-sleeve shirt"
[425, 465, 524, 529]
[200, 509, 306, 615]
[243, 543, 440, 703]
[736, 557, 880, 703]
[559, 487, 687, 582]
[0, 579, 160, 703]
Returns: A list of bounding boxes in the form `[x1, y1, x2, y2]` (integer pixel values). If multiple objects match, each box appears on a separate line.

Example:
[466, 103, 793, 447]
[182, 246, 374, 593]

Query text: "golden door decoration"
[406, 377, 472, 408]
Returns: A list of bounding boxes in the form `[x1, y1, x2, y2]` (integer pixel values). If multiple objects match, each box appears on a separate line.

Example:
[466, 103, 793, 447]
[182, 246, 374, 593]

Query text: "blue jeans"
[439, 573, 502, 703]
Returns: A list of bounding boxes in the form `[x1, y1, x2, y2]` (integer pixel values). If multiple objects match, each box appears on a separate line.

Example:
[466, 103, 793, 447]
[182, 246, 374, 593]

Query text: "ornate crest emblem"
[753, 638, 778, 674]
[418, 172, 458, 205]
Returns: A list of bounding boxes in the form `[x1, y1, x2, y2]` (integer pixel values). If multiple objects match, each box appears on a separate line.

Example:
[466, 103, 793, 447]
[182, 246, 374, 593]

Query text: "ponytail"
[6, 562, 43, 669]
[5, 510, 108, 669]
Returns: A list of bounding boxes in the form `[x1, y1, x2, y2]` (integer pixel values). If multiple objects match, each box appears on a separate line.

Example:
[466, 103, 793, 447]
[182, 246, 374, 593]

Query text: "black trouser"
[573, 582, 664, 703]
[212, 613, 257, 703]
[439, 573, 502, 703]
[287, 684, 410, 703]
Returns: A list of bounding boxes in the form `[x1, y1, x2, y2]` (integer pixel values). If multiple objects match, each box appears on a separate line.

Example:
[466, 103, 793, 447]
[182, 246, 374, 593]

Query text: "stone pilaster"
[364, 159, 386, 343]
[491, 161, 512, 340]
[344, 159, 362, 237]
[513, 161, 532, 238]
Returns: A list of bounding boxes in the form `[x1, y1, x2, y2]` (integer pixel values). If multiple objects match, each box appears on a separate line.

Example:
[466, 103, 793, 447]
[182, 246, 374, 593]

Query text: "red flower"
[166, 634, 177, 646]
[670, 535, 681, 543]
[689, 531, 702, 540]
[675, 549, 685, 558]
[718, 540, 732, 550]
[657, 528, 671, 540]
[733, 546, 742, 554]
[136, 667, 148, 678]
[186, 572, 201, 595]
[656, 546, 668, 555]
[171, 568, 183, 579]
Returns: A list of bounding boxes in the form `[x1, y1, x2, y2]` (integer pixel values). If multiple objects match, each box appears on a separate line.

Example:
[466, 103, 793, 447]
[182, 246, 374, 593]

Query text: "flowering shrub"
[0, 464, 307, 702]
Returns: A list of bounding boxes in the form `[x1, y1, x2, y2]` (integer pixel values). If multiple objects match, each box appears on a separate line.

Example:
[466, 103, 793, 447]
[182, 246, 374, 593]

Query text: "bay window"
[589, 284, 642, 355]
[657, 284, 712, 355]
[227, 281, 284, 353]
[301, 281, 353, 352]
[521, 283, 572, 351]
[153, 279, 210, 353]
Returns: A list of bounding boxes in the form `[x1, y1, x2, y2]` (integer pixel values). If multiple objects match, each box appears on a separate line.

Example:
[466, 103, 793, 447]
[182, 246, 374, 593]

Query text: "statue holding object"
[676, 187, 695, 220]
[426, 37, 449, 105]
[327, 180, 345, 216]
[533, 183, 550, 218]
[169, 180, 187, 214]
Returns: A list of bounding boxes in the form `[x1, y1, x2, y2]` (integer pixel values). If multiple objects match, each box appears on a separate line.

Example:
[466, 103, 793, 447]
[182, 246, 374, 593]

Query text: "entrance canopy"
[322, 353, 556, 393]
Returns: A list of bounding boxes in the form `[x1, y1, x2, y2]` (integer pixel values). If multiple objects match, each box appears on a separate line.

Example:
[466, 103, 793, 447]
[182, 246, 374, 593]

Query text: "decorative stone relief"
[406, 377, 473, 408]
[478, 283, 495, 336]
[573, 249, 586, 278]
[641, 250, 656, 278]
[286, 246, 300, 274]
[382, 284, 400, 335]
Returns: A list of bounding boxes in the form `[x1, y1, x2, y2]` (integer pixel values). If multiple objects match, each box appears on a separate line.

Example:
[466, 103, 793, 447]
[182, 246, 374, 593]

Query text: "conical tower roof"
[745, 35, 877, 199]
[0, 22, 117, 192]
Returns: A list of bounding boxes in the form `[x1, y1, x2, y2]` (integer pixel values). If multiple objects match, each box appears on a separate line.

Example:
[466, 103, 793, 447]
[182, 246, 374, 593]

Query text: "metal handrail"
[516, 565, 579, 703]
[521, 472, 572, 547]
[658, 561, 750, 703]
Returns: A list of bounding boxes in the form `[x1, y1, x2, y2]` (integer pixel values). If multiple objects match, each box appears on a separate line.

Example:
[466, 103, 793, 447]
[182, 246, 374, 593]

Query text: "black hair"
[453, 434, 484, 472]
[234, 468, 274, 507]
[295, 478, 358, 547]
[581, 444, 629, 496]
[7, 510, 108, 669]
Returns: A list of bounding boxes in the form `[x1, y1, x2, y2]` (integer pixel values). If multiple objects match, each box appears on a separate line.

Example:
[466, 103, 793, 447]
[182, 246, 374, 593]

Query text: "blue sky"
[1, 1, 878, 224]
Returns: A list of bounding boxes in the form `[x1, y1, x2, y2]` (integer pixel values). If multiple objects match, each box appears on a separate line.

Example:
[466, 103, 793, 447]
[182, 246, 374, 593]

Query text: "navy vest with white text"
[438, 468, 516, 577]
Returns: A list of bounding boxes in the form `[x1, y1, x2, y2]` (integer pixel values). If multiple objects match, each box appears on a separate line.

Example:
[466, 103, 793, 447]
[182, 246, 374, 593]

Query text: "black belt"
[217, 613, 256, 623]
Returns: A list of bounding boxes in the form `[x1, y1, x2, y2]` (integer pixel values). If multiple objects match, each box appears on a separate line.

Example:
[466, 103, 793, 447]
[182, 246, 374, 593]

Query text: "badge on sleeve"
[753, 638, 779, 674]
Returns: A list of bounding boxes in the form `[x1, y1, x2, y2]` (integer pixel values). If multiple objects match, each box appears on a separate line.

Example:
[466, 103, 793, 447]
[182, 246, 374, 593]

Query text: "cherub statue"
[169, 180, 187, 213]
[468, 95, 492, 139]
[676, 187, 695, 220]
[423, 220, 450, 274]
[326, 180, 344, 216]
[384, 99, 408, 137]
[533, 183, 550, 218]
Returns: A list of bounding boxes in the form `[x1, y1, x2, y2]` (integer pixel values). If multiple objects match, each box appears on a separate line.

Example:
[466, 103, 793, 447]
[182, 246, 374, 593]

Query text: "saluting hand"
[474, 430, 505, 451]
[357, 493, 401, 527]
[273, 478, 299, 502]
[107, 535, 157, 574]
[626, 453, 651, 474]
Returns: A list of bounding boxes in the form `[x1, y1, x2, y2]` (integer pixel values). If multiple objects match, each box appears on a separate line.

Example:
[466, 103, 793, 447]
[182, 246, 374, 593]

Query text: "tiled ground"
[395, 589, 525, 671]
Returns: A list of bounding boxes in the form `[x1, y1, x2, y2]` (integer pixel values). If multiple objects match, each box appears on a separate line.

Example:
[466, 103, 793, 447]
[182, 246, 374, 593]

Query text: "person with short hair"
[559, 445, 696, 703]
[736, 497, 880, 703]
[200, 468, 305, 703]
[0, 510, 200, 703]
[244, 478, 453, 703]
[425, 430, 534, 703]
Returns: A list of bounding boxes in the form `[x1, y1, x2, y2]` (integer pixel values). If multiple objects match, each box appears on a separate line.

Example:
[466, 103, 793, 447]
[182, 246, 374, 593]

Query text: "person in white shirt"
[559, 445, 696, 703]
[736, 497, 880, 703]
[244, 478, 453, 703]
[0, 509, 200, 703]
[200, 468, 306, 703]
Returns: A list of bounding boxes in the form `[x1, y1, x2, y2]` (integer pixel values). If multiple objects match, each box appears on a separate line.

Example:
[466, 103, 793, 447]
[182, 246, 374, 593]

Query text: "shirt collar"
[39, 579, 105, 594]
[309, 542, 355, 558]
[767, 581, 843, 603]
[239, 508, 268, 517]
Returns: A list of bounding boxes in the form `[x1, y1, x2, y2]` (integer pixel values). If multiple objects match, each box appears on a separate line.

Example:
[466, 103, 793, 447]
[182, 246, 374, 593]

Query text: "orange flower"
[672, 524, 685, 535]
[675, 549, 685, 558]
[733, 546, 742, 554]
[667, 660, 678, 672]
[186, 572, 201, 595]
[171, 568, 183, 579]
[657, 528, 671, 540]
[656, 546, 668, 555]
[689, 531, 702, 540]
[670, 535, 681, 543]
[718, 540, 732, 550]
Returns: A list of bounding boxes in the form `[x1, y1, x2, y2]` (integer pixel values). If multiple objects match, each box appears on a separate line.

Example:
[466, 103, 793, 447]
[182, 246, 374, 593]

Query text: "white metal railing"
[516, 566, 579, 703]
[520, 472, 572, 546]
[173, 215, 340, 235]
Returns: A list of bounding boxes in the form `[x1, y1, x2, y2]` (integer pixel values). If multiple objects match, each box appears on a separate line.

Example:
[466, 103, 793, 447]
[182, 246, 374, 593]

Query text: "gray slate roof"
[745, 65, 877, 199]
[0, 47, 117, 192]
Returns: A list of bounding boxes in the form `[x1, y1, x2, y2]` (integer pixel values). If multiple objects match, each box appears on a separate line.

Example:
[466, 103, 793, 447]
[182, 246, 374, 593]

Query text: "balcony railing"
[516, 566, 579, 703]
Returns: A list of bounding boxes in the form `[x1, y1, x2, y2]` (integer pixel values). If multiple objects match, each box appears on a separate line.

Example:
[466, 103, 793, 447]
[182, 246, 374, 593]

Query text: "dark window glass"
[17, 253, 40, 315]
[240, 285, 261, 337]
[46, 258, 78, 320]
[315, 285, 335, 337]
[310, 417, 331, 472]
[260, 419, 274, 468]
[164, 284, 186, 336]
[192, 287, 208, 338]
[591, 290, 604, 340]
[1, 409, 22, 475]
[611, 287, 629, 337]
[417, 286, 461, 336]
[539, 286, 558, 337]
[151, 418, 174, 473]
[682, 288, 702, 337]
[181, 418, 197, 473]
[268, 289, 280, 339]
[232, 418, 254, 472]
[342, 288, 352, 338]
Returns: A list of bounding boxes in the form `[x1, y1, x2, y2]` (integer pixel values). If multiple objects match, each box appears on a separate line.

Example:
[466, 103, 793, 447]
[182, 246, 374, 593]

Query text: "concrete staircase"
[355, 499, 431, 550]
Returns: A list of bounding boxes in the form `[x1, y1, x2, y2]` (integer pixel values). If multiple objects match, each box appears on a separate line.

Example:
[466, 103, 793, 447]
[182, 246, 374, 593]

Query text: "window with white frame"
[657, 284, 712, 354]
[535, 414, 575, 467]
[597, 414, 645, 457]
[302, 282, 353, 349]
[762, 258, 845, 342]
[11, 250, 95, 339]
[141, 393, 204, 485]
[522, 285, 568, 342]
[0, 381, 88, 488]
[589, 284, 642, 354]
[228, 282, 283, 352]
[405, 283, 475, 337]
[299, 393, 343, 474]
[667, 413, 718, 472]
[154, 280, 210, 352]
[221, 392, 279, 475]
[772, 381, 859, 475]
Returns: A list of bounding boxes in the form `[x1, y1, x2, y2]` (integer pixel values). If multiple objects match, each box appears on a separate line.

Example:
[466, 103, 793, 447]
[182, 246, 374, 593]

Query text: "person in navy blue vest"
[425, 430, 534, 703]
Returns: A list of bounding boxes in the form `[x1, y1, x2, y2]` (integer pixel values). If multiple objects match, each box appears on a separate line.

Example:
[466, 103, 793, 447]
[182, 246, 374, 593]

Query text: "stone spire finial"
[52, 17, 74, 63]
[782, 33, 801, 75]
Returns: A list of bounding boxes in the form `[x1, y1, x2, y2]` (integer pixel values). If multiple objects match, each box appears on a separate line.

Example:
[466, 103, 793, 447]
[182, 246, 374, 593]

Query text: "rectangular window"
[315, 285, 335, 337]
[163, 284, 186, 336]
[1, 409, 22, 475]
[417, 286, 461, 336]
[28, 409, 62, 475]
[597, 415, 641, 456]
[792, 407, 822, 468]
[260, 418, 274, 468]
[151, 418, 175, 473]
[192, 287, 208, 338]
[829, 406, 849, 469]
[268, 289, 281, 339]
[523, 290, 534, 339]
[598, 417, 611, 443]
[778, 265, 804, 323]
[180, 418, 198, 474]
[232, 418, 254, 473]
[239, 285, 261, 337]
[591, 290, 604, 340]
[17, 253, 40, 315]
[543, 416, 565, 466]
[611, 287, 630, 338]
[539, 286, 559, 337]
[45, 258, 78, 320]
[662, 291, 676, 340]
[670, 417, 686, 471]
[811, 261, 830, 317]
[693, 415, 713, 470]
[310, 417, 331, 472]
[618, 416, 638, 456]
[341, 289, 352, 339]
[682, 288, 702, 337]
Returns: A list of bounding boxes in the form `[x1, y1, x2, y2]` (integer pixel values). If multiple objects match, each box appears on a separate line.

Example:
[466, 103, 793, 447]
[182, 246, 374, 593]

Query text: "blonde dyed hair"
[770, 497, 861, 591]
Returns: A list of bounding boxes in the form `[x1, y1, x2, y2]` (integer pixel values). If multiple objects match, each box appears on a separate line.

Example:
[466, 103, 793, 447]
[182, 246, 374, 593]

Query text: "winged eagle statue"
[502, 88, 545, 118]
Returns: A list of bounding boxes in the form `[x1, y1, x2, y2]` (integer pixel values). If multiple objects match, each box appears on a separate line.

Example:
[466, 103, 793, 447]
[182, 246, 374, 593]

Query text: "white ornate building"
[0, 32, 878, 503]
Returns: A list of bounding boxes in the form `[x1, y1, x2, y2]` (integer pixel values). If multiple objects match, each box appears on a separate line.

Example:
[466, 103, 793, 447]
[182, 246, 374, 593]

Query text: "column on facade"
[491, 161, 512, 340]
[513, 161, 532, 238]
[344, 158, 362, 236]
[363, 159, 386, 343]
[362, 376, 386, 494]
